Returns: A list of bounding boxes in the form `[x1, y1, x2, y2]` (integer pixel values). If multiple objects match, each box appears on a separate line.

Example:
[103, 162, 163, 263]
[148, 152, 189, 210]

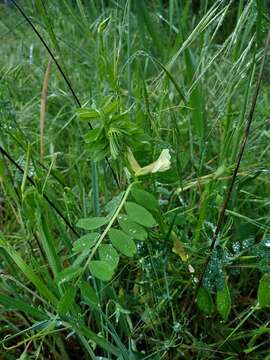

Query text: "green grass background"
[1, 0, 270, 359]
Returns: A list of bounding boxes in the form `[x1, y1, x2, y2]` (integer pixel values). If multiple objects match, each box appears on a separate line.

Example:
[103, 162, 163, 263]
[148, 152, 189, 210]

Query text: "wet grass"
[1, 0, 270, 359]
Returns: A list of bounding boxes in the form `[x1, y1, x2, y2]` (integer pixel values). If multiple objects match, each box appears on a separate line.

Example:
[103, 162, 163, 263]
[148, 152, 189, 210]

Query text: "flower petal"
[127, 148, 171, 177]
[151, 149, 171, 173]
[127, 147, 141, 173]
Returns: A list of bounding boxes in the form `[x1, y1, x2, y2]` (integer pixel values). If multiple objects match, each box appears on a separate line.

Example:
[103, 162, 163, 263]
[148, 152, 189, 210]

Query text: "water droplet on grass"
[264, 239, 270, 248]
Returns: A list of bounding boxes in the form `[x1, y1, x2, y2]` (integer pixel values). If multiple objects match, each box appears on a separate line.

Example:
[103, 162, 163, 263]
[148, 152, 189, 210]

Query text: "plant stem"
[75, 181, 138, 285]
[188, 29, 270, 315]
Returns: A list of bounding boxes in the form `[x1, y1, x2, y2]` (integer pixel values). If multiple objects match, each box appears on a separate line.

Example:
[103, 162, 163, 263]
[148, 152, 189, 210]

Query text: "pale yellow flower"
[127, 147, 171, 177]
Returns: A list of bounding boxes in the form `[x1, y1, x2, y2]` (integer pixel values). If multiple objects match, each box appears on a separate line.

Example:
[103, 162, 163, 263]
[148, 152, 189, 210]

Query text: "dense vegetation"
[1, 0, 270, 359]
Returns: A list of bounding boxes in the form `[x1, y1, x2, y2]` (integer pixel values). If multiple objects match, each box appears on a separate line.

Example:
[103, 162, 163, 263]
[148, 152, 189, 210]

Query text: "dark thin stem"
[0, 145, 79, 237]
[10, 0, 81, 108]
[0, 119, 66, 188]
[188, 30, 270, 315]
[10, 0, 120, 188]
[106, 159, 120, 188]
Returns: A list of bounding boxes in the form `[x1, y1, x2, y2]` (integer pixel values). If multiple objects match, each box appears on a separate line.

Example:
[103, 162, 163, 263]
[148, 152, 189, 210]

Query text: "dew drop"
[264, 239, 270, 248]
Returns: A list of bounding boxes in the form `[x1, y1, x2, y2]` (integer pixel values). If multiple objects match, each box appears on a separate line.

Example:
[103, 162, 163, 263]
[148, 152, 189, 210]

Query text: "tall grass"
[1, 0, 270, 358]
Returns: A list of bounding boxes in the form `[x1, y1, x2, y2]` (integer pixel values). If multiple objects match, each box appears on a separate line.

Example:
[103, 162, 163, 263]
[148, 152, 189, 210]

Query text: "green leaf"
[0, 294, 48, 321]
[38, 214, 62, 278]
[73, 233, 99, 253]
[98, 244, 119, 269]
[118, 215, 147, 241]
[84, 128, 102, 143]
[80, 281, 99, 307]
[101, 98, 118, 114]
[131, 187, 159, 212]
[105, 192, 125, 216]
[73, 250, 89, 267]
[91, 148, 110, 161]
[69, 320, 120, 356]
[108, 229, 136, 257]
[89, 261, 114, 281]
[77, 108, 100, 120]
[86, 139, 107, 152]
[98, 16, 111, 33]
[35, 0, 61, 55]
[0, 158, 4, 180]
[125, 202, 156, 228]
[0, 320, 51, 350]
[216, 282, 231, 321]
[0, 239, 58, 306]
[258, 273, 270, 308]
[56, 265, 82, 285]
[76, 217, 108, 230]
[57, 287, 76, 315]
[196, 287, 213, 314]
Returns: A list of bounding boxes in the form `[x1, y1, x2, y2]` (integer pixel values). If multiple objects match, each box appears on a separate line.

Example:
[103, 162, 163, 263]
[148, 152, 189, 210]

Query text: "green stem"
[91, 161, 100, 216]
[75, 181, 138, 285]
[21, 142, 31, 196]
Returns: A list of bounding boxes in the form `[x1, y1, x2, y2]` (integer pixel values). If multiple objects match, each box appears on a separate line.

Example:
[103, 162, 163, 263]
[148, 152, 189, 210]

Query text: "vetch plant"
[73, 182, 157, 283]
[77, 97, 143, 161]
[1, 1, 270, 358]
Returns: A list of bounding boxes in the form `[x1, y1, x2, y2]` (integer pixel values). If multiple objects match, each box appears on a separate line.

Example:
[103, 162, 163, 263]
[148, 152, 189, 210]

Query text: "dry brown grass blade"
[40, 59, 52, 161]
